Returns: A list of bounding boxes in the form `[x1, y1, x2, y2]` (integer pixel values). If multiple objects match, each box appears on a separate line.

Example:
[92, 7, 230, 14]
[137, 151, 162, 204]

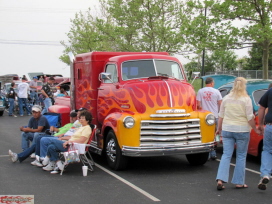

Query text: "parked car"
[217, 78, 272, 158]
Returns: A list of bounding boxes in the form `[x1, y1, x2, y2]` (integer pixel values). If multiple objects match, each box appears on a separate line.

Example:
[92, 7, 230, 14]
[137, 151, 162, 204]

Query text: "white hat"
[32, 105, 42, 112]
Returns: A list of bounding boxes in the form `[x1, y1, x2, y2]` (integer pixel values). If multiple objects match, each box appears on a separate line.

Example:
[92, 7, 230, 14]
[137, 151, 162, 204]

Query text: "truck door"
[97, 64, 119, 124]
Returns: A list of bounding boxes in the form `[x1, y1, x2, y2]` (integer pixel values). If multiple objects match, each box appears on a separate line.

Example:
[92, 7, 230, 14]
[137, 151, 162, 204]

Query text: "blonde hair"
[229, 77, 248, 99]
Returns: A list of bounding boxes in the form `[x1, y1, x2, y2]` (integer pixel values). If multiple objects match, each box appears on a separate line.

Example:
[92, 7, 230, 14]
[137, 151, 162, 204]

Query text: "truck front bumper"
[122, 142, 214, 157]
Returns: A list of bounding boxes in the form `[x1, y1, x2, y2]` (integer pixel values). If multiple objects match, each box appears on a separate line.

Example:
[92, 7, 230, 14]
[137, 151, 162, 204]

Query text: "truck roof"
[75, 51, 169, 63]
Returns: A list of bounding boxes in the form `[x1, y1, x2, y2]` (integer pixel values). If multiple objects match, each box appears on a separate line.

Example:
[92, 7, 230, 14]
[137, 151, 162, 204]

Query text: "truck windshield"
[122, 59, 184, 80]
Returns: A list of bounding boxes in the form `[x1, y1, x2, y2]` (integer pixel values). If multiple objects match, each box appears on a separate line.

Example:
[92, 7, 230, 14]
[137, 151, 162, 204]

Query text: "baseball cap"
[70, 111, 77, 117]
[33, 76, 38, 79]
[32, 105, 42, 112]
[75, 107, 87, 112]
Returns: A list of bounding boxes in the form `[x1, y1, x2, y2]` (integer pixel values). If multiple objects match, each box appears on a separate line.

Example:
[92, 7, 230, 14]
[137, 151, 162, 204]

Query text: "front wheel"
[105, 130, 128, 170]
[186, 152, 209, 166]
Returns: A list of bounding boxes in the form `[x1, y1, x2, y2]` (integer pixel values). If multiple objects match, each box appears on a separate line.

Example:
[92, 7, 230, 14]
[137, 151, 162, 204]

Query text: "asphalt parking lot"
[0, 111, 271, 204]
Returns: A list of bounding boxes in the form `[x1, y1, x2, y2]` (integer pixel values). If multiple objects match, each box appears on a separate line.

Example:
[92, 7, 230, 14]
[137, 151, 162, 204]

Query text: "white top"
[219, 94, 254, 132]
[17, 82, 30, 98]
[196, 87, 222, 118]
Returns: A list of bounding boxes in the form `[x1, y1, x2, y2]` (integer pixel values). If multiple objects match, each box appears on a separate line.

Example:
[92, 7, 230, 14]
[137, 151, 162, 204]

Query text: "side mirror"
[99, 72, 112, 82]
[191, 72, 200, 85]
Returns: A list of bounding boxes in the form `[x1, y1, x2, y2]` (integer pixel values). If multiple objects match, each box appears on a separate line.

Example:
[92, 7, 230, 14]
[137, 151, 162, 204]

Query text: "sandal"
[236, 184, 248, 189]
[217, 180, 225, 190]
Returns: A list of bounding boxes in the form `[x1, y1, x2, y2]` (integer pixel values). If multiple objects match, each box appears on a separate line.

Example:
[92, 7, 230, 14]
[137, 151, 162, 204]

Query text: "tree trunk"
[262, 40, 270, 79]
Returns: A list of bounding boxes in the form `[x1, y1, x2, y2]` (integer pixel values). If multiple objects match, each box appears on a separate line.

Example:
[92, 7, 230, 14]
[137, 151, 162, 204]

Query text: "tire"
[105, 130, 128, 170]
[0, 111, 3, 116]
[186, 152, 209, 166]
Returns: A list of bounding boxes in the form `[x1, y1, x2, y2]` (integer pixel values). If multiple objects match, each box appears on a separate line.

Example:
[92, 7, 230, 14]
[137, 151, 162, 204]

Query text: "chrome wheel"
[106, 137, 116, 163]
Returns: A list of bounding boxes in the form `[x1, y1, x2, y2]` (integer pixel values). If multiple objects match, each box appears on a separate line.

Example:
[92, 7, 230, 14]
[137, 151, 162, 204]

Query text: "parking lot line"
[95, 163, 160, 202]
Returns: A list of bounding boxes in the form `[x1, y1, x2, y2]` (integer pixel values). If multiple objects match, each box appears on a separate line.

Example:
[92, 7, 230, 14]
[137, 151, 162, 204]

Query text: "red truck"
[49, 51, 216, 170]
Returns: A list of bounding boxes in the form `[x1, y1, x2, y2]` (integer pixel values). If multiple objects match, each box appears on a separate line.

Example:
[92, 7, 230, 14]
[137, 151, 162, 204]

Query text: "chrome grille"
[140, 119, 201, 147]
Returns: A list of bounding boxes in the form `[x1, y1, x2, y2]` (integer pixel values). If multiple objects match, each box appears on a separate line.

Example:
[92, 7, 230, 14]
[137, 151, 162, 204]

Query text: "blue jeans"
[47, 139, 68, 161]
[18, 97, 31, 116]
[40, 137, 58, 158]
[216, 130, 250, 185]
[30, 91, 39, 105]
[41, 97, 52, 115]
[21, 132, 44, 151]
[8, 98, 15, 116]
[260, 124, 272, 177]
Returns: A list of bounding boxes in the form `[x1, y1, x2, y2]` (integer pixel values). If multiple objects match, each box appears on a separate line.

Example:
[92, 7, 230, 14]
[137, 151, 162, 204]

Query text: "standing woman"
[215, 77, 260, 190]
[7, 82, 16, 116]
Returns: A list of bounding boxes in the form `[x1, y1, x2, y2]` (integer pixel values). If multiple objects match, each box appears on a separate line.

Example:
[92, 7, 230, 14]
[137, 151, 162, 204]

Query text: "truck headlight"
[123, 116, 135, 129]
[205, 114, 215, 126]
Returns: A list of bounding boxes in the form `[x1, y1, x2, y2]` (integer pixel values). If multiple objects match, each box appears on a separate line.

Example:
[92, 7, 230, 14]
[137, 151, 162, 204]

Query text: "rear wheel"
[0, 111, 3, 116]
[105, 130, 128, 170]
[186, 152, 209, 166]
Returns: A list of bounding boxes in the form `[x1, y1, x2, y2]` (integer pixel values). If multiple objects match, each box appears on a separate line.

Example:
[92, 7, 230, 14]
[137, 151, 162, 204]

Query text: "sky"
[0, 0, 248, 79]
[0, 0, 100, 78]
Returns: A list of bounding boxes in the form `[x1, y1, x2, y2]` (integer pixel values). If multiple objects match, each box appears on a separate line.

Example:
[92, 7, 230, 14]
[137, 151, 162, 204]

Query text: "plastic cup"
[82, 166, 88, 176]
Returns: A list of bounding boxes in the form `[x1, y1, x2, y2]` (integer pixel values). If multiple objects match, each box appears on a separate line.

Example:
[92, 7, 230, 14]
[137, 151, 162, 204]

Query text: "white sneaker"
[8, 150, 13, 156]
[9, 150, 18, 162]
[42, 156, 50, 166]
[31, 159, 43, 167]
[56, 161, 64, 171]
[42, 161, 55, 171]
[30, 153, 36, 159]
[50, 166, 60, 174]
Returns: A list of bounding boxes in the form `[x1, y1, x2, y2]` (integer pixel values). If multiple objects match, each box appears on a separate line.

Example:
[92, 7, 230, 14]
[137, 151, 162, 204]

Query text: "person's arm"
[197, 100, 202, 110]
[258, 105, 266, 135]
[21, 126, 44, 133]
[62, 136, 86, 148]
[217, 100, 222, 112]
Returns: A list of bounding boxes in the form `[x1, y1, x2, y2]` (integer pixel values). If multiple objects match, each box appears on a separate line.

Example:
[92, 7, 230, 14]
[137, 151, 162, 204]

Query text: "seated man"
[8, 111, 78, 164]
[20, 105, 50, 151]
[42, 110, 92, 172]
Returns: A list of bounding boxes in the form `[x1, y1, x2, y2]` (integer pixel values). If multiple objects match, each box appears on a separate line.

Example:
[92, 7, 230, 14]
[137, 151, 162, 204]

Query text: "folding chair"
[60, 124, 96, 175]
[43, 112, 61, 127]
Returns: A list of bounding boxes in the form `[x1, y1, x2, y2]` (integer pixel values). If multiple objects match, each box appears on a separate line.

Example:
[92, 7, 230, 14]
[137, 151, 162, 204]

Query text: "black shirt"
[7, 87, 16, 99]
[41, 83, 54, 99]
[259, 88, 272, 123]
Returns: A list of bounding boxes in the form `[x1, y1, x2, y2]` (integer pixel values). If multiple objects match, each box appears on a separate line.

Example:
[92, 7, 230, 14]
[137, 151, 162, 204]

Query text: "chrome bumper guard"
[122, 142, 214, 157]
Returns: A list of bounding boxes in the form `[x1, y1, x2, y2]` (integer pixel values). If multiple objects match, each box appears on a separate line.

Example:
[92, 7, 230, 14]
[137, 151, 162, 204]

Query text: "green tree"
[205, 50, 238, 72]
[211, 0, 272, 79]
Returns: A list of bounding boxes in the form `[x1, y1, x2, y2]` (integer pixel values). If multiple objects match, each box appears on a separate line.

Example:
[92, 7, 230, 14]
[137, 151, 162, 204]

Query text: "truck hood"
[120, 78, 196, 114]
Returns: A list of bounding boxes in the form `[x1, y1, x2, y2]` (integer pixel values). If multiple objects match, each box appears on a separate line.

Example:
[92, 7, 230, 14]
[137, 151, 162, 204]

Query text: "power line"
[0, 39, 64, 46]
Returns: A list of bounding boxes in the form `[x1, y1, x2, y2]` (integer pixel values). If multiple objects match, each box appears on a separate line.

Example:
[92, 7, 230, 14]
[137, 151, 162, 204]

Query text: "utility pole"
[201, 6, 207, 77]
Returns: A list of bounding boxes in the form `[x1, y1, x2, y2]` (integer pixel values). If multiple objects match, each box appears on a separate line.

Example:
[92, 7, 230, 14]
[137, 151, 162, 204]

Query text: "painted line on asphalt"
[216, 159, 261, 175]
[95, 163, 160, 202]
[0, 155, 9, 157]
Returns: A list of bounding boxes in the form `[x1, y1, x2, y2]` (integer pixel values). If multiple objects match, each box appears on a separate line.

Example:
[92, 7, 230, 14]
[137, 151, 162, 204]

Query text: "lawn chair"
[60, 124, 96, 175]
[43, 112, 61, 127]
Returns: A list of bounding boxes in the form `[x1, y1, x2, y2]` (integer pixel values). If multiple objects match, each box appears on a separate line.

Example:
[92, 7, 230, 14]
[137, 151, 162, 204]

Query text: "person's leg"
[40, 137, 58, 158]
[21, 132, 34, 151]
[17, 144, 36, 162]
[260, 125, 272, 177]
[231, 132, 250, 185]
[18, 97, 23, 116]
[23, 98, 31, 115]
[41, 98, 52, 114]
[46, 139, 67, 161]
[8, 98, 14, 116]
[32, 132, 45, 146]
[35, 134, 53, 156]
[216, 130, 235, 183]
[34, 92, 39, 105]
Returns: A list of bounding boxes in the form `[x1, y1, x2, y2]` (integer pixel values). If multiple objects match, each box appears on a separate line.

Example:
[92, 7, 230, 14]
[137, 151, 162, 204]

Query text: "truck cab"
[50, 52, 216, 170]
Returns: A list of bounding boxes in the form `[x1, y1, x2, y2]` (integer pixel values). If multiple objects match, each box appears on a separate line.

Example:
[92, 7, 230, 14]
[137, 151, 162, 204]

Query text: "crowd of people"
[6, 75, 69, 116]
[197, 77, 272, 191]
